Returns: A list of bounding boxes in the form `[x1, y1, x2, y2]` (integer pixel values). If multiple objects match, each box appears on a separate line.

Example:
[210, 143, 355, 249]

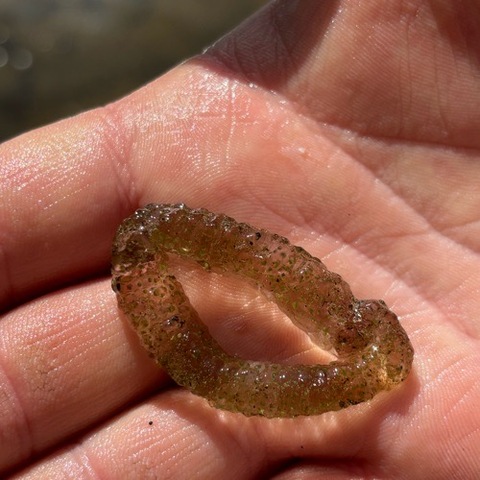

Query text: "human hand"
[1, 1, 479, 477]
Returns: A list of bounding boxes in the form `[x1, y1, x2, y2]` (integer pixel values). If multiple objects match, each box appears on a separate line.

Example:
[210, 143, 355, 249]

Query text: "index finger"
[0, 110, 135, 311]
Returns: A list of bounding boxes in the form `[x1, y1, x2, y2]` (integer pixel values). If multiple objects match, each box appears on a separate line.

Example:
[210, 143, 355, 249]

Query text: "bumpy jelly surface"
[111, 204, 414, 417]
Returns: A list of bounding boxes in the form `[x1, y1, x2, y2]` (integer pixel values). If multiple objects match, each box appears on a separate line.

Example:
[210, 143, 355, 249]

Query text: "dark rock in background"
[0, 0, 265, 142]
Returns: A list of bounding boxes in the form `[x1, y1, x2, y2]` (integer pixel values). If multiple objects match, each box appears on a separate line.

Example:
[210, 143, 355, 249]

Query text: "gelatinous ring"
[111, 204, 413, 417]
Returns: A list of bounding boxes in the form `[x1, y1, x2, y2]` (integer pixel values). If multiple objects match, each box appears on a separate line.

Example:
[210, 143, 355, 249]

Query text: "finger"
[0, 112, 136, 310]
[11, 388, 407, 479]
[0, 278, 164, 474]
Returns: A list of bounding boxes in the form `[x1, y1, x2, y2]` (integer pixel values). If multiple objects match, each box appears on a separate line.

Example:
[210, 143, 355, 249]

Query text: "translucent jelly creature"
[112, 204, 414, 417]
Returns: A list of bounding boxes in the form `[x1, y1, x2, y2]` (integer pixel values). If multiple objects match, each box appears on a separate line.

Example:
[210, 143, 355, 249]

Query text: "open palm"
[1, 2, 479, 478]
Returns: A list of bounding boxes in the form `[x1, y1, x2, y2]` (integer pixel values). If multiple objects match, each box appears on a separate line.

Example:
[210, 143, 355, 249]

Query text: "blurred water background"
[0, 0, 265, 142]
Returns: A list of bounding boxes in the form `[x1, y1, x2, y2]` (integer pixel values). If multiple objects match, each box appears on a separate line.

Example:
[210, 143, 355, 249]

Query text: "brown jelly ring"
[112, 204, 413, 417]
